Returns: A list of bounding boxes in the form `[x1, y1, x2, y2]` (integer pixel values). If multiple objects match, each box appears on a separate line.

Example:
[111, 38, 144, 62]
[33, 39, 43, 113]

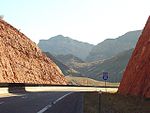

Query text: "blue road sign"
[102, 72, 108, 80]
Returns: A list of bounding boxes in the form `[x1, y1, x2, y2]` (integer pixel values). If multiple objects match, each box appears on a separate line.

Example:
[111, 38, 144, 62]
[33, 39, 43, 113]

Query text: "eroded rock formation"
[118, 16, 150, 98]
[0, 19, 67, 85]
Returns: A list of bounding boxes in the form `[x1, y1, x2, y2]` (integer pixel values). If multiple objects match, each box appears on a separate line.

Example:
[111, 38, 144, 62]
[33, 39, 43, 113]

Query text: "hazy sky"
[0, 0, 150, 44]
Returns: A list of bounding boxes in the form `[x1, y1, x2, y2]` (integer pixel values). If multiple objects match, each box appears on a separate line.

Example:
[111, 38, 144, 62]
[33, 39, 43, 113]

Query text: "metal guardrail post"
[98, 92, 101, 113]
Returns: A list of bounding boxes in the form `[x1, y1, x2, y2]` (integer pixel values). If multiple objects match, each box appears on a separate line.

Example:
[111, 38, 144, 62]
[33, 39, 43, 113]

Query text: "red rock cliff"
[0, 19, 67, 85]
[118, 16, 150, 98]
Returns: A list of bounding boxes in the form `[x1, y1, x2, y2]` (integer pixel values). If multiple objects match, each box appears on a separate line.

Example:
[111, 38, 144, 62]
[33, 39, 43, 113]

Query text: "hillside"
[44, 52, 82, 76]
[88, 49, 133, 82]
[66, 76, 119, 86]
[44, 52, 70, 75]
[53, 48, 134, 83]
[37, 30, 142, 83]
[38, 35, 94, 60]
[73, 49, 134, 82]
[119, 16, 150, 98]
[0, 19, 67, 85]
[86, 30, 141, 61]
[56, 54, 85, 68]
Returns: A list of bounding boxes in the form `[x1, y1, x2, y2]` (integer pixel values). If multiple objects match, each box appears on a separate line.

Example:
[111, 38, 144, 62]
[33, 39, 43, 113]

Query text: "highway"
[0, 86, 118, 113]
[0, 92, 69, 113]
[45, 92, 83, 113]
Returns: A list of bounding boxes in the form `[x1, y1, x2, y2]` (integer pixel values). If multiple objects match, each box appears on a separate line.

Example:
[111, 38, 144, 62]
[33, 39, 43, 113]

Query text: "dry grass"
[66, 76, 119, 87]
[83, 92, 150, 113]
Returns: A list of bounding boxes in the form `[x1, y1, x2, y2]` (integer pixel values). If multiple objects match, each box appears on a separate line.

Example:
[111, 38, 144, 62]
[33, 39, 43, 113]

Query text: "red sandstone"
[118, 16, 150, 98]
[0, 19, 67, 85]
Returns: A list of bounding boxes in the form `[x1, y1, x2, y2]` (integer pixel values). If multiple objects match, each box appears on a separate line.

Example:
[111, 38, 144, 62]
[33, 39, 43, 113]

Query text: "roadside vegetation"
[84, 92, 150, 113]
[66, 76, 119, 87]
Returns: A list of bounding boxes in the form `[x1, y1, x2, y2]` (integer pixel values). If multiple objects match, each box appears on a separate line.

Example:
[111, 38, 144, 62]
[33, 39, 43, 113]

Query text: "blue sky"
[0, 0, 150, 44]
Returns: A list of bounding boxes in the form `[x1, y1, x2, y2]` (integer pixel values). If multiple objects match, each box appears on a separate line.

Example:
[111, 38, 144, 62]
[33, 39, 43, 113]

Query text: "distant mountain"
[56, 54, 84, 67]
[56, 54, 87, 74]
[86, 30, 142, 61]
[78, 49, 134, 82]
[44, 52, 82, 76]
[66, 76, 120, 86]
[38, 30, 142, 83]
[38, 35, 94, 60]
[56, 49, 134, 82]
[56, 54, 92, 76]
[44, 52, 70, 75]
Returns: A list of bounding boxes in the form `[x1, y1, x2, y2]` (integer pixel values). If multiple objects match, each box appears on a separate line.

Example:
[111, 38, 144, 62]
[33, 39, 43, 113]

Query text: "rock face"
[118, 16, 150, 98]
[0, 19, 67, 85]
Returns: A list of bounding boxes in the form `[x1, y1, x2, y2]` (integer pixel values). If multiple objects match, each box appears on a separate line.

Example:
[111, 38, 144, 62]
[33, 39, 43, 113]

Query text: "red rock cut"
[118, 16, 150, 98]
[0, 19, 67, 85]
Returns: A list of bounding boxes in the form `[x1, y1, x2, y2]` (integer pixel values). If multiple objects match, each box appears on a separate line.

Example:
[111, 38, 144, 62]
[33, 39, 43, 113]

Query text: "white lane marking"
[37, 92, 72, 113]
[0, 101, 4, 105]
[21, 96, 28, 99]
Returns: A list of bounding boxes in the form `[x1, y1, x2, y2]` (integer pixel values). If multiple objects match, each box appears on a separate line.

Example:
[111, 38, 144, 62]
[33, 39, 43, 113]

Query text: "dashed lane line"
[37, 92, 72, 113]
[0, 101, 4, 105]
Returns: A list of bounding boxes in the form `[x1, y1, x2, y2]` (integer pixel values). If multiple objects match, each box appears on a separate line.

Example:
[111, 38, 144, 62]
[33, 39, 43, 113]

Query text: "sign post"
[102, 72, 109, 92]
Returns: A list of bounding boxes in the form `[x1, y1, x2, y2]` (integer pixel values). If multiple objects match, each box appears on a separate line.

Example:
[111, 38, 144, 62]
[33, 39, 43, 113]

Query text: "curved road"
[0, 92, 69, 113]
[45, 92, 83, 113]
[0, 86, 117, 113]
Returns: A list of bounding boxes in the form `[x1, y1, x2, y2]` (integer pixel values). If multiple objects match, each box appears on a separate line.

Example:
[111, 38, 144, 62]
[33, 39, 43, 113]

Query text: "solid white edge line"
[37, 92, 73, 113]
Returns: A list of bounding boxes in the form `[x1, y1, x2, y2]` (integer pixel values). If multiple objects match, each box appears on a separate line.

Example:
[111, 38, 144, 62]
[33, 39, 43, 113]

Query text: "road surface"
[0, 86, 118, 113]
[45, 92, 83, 113]
[0, 92, 69, 113]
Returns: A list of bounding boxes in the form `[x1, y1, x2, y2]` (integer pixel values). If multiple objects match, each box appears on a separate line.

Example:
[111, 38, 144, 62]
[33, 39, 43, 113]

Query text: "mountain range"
[38, 35, 94, 60]
[78, 49, 134, 82]
[86, 30, 141, 61]
[38, 30, 141, 82]
[44, 52, 82, 77]
[54, 49, 133, 82]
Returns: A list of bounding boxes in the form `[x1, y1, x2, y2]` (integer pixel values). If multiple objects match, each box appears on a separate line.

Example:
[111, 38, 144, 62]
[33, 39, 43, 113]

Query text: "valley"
[1, 1, 150, 113]
[38, 30, 141, 84]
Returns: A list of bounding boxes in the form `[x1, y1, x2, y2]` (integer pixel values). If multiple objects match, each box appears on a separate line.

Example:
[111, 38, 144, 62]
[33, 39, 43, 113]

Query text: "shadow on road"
[8, 83, 27, 94]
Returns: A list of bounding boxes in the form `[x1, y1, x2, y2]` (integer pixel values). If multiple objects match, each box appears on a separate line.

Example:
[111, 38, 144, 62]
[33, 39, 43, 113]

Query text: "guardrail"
[0, 83, 118, 94]
[0, 83, 118, 88]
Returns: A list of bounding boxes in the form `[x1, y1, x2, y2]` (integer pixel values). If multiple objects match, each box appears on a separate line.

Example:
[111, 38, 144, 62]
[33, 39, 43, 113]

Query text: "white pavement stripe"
[0, 102, 4, 105]
[21, 95, 28, 99]
[37, 92, 72, 113]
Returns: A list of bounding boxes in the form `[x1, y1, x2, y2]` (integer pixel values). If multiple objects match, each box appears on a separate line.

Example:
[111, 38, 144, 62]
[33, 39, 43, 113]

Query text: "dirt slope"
[0, 19, 67, 85]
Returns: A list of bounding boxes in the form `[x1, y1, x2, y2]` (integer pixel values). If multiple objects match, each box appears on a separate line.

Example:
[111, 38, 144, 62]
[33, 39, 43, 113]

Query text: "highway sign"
[102, 72, 108, 80]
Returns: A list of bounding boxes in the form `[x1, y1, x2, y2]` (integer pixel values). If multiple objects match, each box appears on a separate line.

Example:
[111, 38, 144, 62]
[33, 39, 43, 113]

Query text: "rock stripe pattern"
[118, 16, 150, 98]
[0, 19, 67, 85]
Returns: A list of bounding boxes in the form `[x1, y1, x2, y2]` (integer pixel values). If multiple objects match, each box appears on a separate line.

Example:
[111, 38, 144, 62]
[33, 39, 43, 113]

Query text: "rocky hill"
[86, 30, 141, 61]
[0, 19, 67, 85]
[54, 48, 133, 82]
[37, 26, 142, 83]
[76, 49, 134, 82]
[44, 52, 70, 75]
[56, 54, 84, 67]
[38, 35, 94, 60]
[44, 52, 81, 76]
[119, 16, 150, 98]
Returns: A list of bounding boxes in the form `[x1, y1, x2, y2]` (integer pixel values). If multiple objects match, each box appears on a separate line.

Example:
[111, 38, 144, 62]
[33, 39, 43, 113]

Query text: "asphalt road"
[0, 92, 69, 113]
[45, 92, 83, 113]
